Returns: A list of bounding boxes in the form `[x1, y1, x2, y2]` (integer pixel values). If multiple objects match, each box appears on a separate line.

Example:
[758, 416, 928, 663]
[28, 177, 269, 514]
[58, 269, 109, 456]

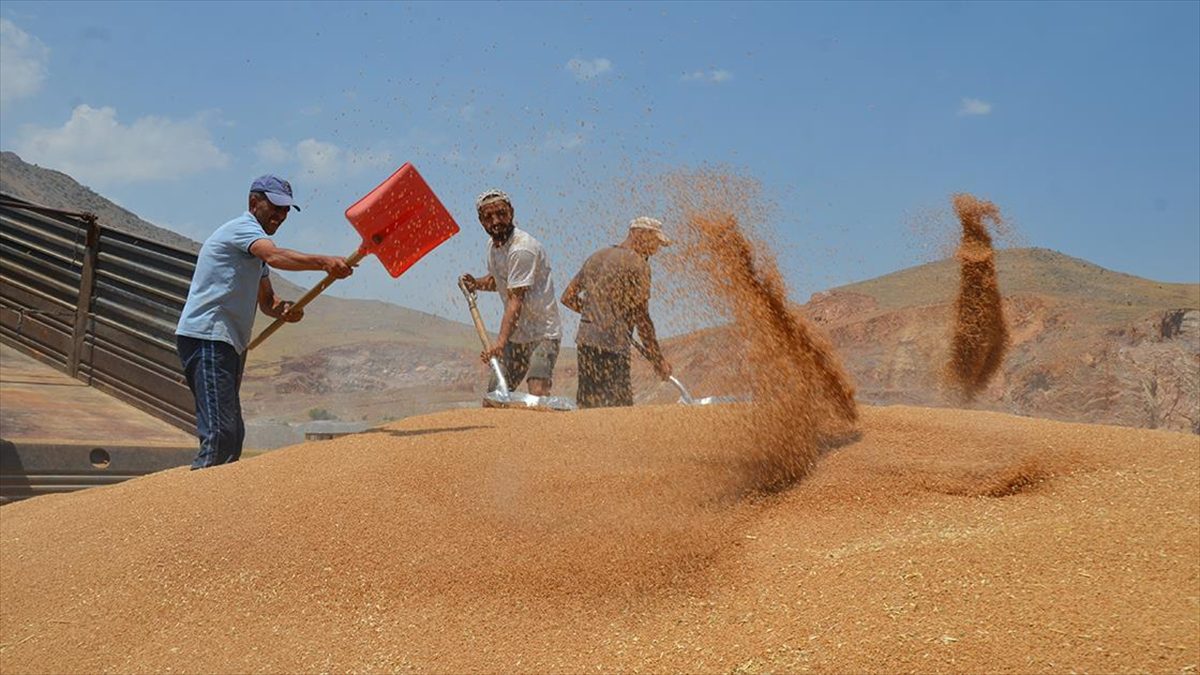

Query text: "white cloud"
[0, 18, 50, 107]
[254, 138, 292, 164]
[14, 105, 229, 186]
[682, 69, 733, 84]
[566, 57, 612, 81]
[255, 137, 394, 183]
[958, 97, 993, 116]
[295, 139, 342, 181]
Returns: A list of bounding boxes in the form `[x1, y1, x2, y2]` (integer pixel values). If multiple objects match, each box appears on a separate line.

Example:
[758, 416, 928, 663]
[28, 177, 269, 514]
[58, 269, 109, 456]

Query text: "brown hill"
[641, 248, 1200, 435]
[239, 296, 491, 423]
[0, 151, 200, 252]
[1, 404, 1196, 673]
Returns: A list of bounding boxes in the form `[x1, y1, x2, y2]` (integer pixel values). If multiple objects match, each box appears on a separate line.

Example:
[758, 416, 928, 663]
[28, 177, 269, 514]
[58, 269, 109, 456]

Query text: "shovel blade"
[344, 163, 460, 278]
[686, 395, 744, 406]
[484, 391, 577, 412]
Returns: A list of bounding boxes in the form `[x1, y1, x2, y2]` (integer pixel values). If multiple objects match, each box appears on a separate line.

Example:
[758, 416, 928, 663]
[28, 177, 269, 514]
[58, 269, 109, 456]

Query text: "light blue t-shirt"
[176, 212, 270, 353]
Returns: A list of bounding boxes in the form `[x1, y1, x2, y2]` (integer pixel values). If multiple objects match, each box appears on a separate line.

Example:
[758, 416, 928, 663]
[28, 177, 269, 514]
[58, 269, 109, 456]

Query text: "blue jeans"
[177, 336, 246, 469]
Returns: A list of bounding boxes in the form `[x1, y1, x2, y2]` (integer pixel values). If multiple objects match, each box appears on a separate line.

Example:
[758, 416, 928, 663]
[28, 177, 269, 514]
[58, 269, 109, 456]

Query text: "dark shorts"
[489, 338, 560, 391]
[576, 344, 632, 409]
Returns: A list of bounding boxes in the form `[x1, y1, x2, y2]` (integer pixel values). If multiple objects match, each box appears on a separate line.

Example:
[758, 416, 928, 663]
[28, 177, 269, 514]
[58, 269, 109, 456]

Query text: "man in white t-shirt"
[459, 189, 563, 397]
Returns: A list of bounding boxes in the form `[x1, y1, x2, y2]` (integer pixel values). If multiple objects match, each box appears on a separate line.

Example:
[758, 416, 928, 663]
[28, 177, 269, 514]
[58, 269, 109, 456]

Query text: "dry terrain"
[2, 404, 1197, 673]
[240, 248, 1200, 436]
[650, 248, 1200, 434]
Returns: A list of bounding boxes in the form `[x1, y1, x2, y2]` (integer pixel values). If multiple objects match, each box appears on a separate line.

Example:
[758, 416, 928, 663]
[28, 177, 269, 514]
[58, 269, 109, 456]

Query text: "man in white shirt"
[459, 189, 563, 397]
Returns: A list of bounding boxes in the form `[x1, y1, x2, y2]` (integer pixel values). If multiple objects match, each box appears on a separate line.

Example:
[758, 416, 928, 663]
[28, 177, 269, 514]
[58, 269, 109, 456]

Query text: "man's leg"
[177, 336, 245, 469]
[576, 345, 630, 408]
[525, 339, 560, 397]
[505, 341, 534, 391]
[576, 345, 603, 408]
[228, 351, 248, 464]
[608, 348, 633, 407]
[177, 336, 211, 466]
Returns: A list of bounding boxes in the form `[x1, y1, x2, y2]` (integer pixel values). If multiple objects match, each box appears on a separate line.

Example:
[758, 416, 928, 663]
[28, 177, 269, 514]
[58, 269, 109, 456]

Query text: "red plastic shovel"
[247, 163, 460, 350]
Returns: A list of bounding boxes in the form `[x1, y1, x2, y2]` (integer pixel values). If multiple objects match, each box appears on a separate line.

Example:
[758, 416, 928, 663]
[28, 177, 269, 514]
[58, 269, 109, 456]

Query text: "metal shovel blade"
[630, 339, 741, 406]
[481, 357, 576, 412]
[483, 391, 577, 412]
[668, 376, 743, 406]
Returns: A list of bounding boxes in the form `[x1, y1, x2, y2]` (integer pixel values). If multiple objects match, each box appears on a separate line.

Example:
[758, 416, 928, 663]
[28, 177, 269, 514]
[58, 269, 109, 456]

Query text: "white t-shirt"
[486, 227, 562, 343]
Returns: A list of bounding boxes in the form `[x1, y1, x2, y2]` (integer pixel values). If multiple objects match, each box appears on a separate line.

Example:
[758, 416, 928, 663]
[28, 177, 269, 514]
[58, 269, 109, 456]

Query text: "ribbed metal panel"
[0, 193, 198, 435]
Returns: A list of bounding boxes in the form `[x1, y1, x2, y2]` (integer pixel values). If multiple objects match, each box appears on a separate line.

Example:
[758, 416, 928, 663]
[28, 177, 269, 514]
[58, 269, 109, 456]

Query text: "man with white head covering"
[459, 189, 563, 398]
[560, 216, 673, 408]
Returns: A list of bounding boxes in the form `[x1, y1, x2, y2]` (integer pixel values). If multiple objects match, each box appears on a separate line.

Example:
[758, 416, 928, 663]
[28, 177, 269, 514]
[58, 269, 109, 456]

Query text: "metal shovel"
[457, 278, 575, 412]
[632, 338, 741, 405]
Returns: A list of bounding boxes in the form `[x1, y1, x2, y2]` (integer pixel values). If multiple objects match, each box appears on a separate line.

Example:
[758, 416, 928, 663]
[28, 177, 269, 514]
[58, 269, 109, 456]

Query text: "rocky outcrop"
[1158, 309, 1200, 343]
[643, 253, 1199, 435]
[270, 342, 478, 395]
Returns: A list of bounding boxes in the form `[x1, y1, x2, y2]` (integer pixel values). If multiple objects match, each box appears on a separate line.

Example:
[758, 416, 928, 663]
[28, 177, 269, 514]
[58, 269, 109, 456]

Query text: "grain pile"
[946, 193, 1010, 399]
[2, 404, 1197, 673]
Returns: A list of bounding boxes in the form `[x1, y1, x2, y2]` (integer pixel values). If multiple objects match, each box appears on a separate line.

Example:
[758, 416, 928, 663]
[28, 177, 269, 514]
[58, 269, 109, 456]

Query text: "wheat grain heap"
[2, 406, 1197, 673]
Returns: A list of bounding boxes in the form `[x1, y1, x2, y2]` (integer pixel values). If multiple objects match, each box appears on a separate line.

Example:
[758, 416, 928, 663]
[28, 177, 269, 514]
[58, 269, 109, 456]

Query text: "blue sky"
[2, 1, 1197, 335]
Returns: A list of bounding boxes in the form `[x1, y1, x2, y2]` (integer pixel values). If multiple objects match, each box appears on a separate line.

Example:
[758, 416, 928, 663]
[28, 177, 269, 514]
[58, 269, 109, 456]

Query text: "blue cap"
[250, 174, 300, 211]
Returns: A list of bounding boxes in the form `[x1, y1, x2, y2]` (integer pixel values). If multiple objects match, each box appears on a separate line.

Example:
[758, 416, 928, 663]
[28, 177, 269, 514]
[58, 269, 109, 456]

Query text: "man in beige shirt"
[560, 217, 673, 408]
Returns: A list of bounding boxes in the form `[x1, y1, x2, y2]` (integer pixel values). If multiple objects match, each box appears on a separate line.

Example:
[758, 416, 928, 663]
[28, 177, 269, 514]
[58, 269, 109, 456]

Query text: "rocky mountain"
[638, 248, 1200, 434]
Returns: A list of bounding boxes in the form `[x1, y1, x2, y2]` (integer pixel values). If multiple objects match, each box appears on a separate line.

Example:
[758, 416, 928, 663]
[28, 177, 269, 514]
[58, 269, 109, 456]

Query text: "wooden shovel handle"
[247, 248, 367, 351]
[457, 278, 493, 350]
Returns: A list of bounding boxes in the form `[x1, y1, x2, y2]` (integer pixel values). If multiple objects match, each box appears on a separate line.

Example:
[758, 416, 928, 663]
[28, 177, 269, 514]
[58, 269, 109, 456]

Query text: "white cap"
[475, 189, 511, 210]
[629, 216, 671, 246]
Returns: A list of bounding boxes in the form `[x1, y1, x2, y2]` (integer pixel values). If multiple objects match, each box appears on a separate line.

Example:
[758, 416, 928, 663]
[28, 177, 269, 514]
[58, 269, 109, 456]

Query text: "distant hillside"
[1, 151, 201, 252]
[839, 247, 1198, 324]
[643, 248, 1200, 434]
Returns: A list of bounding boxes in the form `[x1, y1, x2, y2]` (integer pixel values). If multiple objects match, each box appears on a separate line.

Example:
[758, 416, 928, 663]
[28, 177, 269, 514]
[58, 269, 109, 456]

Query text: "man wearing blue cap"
[176, 175, 353, 469]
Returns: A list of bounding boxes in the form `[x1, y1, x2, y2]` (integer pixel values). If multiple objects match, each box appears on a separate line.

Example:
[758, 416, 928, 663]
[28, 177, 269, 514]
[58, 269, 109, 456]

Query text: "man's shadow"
[361, 425, 493, 439]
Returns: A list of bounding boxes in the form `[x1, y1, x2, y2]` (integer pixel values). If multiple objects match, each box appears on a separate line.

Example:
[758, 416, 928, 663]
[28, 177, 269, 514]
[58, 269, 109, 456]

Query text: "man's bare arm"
[560, 274, 584, 313]
[257, 275, 303, 322]
[249, 238, 352, 277]
[633, 303, 672, 379]
[496, 287, 526, 347]
[481, 287, 526, 361]
[460, 273, 497, 292]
